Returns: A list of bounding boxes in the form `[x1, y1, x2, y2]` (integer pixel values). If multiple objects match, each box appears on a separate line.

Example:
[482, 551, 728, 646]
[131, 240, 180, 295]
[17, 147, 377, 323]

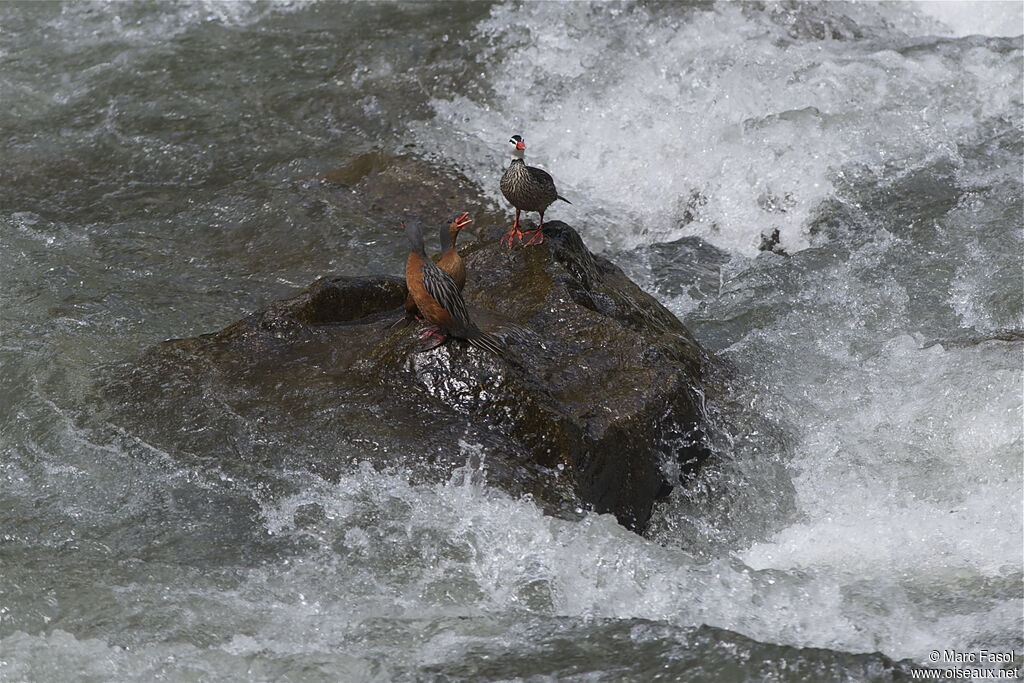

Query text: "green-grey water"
[1, 2, 1021, 681]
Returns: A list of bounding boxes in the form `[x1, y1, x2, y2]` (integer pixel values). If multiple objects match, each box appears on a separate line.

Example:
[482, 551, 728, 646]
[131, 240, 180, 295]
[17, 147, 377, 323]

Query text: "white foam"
[3, 2, 1017, 675]
[403, 1, 1024, 663]
[246, 406, 1020, 663]
[915, 0, 1024, 37]
[417, 2, 1020, 255]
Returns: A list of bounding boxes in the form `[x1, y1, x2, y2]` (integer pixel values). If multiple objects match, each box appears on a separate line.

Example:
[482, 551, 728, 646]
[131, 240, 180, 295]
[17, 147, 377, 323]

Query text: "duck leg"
[521, 210, 545, 246]
[500, 209, 523, 248]
[417, 325, 448, 352]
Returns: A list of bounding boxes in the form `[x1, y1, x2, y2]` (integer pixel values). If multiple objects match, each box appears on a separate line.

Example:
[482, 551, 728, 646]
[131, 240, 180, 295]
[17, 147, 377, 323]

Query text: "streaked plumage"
[404, 220, 504, 356]
[404, 212, 471, 318]
[500, 134, 570, 246]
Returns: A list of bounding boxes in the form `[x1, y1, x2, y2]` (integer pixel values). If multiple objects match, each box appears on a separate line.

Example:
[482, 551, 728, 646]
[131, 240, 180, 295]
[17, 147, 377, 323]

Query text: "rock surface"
[105, 154, 713, 534]
[107, 219, 711, 533]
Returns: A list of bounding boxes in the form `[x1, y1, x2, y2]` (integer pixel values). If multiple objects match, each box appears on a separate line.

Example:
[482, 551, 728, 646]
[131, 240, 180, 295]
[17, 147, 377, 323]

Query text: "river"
[1, 2, 1021, 681]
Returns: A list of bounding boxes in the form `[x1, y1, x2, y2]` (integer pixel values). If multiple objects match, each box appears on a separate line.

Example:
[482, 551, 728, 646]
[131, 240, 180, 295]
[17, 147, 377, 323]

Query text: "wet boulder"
[107, 222, 711, 533]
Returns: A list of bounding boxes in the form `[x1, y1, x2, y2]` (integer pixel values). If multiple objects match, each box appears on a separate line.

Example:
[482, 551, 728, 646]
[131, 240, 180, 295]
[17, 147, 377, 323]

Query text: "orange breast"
[406, 253, 453, 328]
[437, 249, 466, 291]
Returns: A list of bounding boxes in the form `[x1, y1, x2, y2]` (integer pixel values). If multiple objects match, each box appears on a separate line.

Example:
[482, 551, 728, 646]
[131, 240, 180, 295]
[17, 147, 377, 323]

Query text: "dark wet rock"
[107, 221, 712, 534]
[323, 150, 508, 230]
[895, 34, 1024, 58]
[923, 328, 1024, 349]
[758, 1, 865, 42]
[758, 227, 788, 255]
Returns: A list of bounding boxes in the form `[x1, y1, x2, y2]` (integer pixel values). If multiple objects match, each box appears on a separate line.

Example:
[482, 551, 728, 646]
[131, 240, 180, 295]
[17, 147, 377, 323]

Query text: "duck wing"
[527, 164, 556, 190]
[422, 259, 507, 356]
[421, 259, 473, 334]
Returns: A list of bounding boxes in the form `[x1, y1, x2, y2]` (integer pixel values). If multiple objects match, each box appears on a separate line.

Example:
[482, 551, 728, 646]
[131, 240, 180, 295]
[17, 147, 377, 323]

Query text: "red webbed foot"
[521, 227, 545, 246]
[500, 228, 523, 248]
[417, 326, 448, 352]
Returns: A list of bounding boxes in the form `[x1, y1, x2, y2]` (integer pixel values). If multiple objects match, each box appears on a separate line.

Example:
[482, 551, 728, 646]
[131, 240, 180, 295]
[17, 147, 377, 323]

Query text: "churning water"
[1, 2, 1021, 681]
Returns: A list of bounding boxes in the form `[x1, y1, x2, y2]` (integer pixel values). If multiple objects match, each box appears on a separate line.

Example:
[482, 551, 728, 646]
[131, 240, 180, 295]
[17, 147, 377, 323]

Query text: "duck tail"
[557, 194, 572, 205]
[468, 330, 506, 356]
